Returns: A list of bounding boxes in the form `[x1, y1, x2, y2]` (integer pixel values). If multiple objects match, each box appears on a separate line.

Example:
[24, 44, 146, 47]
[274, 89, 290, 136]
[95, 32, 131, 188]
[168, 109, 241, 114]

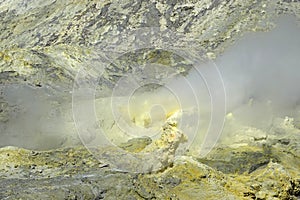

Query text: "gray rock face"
[1, 0, 298, 150]
[1, 0, 294, 89]
[0, 0, 300, 199]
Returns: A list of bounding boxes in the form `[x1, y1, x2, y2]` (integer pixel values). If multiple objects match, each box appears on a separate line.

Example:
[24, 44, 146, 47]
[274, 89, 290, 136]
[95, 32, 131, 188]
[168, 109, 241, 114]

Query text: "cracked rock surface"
[0, 0, 300, 199]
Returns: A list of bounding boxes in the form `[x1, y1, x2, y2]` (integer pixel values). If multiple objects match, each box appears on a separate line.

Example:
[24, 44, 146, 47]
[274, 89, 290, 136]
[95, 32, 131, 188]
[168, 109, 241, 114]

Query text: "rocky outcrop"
[0, 0, 300, 199]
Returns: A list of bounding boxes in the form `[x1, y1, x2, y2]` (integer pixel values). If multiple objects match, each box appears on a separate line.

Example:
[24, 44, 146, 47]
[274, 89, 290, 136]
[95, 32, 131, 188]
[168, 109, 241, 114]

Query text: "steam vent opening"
[0, 1, 300, 199]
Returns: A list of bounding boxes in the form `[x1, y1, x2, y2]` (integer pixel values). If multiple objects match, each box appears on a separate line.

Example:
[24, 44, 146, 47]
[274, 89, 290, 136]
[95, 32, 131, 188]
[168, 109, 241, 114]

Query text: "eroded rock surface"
[1, 0, 300, 199]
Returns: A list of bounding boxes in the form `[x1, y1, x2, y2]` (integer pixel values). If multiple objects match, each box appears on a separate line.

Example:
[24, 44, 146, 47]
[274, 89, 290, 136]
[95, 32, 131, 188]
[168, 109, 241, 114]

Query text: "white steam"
[216, 16, 300, 129]
[0, 85, 78, 150]
[1, 16, 300, 151]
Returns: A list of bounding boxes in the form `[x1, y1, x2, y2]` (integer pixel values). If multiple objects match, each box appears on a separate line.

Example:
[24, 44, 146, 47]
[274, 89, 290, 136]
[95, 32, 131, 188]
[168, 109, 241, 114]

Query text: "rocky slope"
[0, 0, 300, 199]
